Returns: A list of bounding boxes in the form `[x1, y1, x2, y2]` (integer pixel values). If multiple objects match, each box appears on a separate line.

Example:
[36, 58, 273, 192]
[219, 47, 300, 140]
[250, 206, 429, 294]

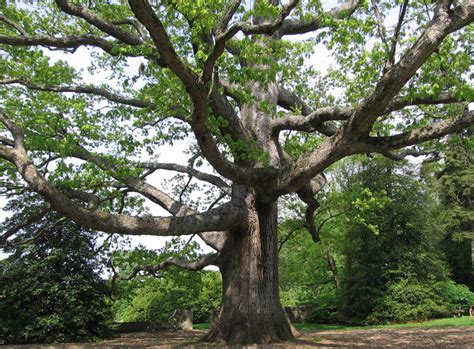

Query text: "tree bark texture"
[203, 191, 297, 344]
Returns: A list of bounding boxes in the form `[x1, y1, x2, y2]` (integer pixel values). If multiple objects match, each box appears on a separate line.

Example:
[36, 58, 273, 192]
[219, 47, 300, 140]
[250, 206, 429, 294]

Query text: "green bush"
[365, 279, 450, 324]
[307, 286, 338, 323]
[441, 280, 474, 310]
[337, 158, 452, 324]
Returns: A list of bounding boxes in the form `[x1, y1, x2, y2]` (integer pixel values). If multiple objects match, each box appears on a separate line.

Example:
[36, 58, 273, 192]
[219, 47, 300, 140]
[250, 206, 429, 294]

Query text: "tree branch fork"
[0, 0, 472, 244]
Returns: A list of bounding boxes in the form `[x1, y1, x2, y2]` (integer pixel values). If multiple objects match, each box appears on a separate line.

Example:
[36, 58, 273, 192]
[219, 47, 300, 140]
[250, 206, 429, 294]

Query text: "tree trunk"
[202, 194, 297, 344]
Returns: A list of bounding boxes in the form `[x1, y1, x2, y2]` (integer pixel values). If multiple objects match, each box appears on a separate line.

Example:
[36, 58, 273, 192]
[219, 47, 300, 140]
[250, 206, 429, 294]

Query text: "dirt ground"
[4, 326, 474, 348]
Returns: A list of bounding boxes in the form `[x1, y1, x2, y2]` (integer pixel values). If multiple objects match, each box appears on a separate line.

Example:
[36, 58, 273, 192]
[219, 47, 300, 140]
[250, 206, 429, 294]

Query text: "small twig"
[179, 176, 193, 204]
[386, 0, 409, 71]
[371, 0, 390, 53]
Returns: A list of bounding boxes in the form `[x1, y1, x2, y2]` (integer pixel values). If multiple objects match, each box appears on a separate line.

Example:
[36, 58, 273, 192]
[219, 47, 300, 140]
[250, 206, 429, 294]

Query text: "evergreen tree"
[0, 201, 112, 344]
[437, 132, 474, 289]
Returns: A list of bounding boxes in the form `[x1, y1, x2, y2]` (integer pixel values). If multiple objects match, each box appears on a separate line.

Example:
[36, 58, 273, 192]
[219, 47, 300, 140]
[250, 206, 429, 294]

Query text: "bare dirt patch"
[4, 326, 474, 348]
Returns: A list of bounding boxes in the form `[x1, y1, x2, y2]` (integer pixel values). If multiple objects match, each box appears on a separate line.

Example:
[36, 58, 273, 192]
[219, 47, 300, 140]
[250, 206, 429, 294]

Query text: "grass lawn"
[193, 323, 211, 330]
[293, 316, 474, 332]
[194, 316, 474, 331]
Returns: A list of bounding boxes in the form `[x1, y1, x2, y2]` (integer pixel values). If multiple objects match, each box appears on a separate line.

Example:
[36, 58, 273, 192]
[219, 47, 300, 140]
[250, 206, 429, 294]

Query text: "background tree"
[435, 132, 474, 290]
[0, 196, 112, 344]
[278, 217, 340, 323]
[337, 158, 451, 324]
[0, 0, 472, 344]
[111, 239, 222, 323]
[279, 157, 474, 324]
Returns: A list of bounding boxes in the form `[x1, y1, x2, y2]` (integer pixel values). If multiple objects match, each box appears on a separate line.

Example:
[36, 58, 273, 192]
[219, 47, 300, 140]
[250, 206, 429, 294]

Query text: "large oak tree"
[0, 0, 473, 344]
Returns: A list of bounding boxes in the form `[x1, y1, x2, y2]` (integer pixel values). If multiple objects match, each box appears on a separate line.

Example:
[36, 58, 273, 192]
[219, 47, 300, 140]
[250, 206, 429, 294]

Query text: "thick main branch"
[0, 111, 243, 238]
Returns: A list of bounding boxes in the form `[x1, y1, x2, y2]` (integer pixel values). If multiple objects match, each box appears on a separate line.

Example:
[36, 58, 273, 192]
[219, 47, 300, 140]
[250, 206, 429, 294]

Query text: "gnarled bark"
[203, 190, 297, 344]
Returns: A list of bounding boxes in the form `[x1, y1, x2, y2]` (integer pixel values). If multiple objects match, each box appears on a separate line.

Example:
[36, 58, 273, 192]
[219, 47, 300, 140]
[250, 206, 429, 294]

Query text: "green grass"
[193, 323, 210, 330]
[194, 317, 474, 332]
[293, 316, 474, 332]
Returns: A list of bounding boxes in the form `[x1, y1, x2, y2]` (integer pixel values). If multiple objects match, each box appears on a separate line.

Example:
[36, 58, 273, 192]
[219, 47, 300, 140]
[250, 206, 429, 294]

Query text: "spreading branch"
[0, 15, 27, 36]
[276, 88, 339, 136]
[55, 0, 143, 46]
[272, 106, 351, 134]
[273, 91, 468, 134]
[381, 148, 439, 161]
[386, 0, 409, 71]
[346, 1, 474, 136]
[386, 92, 467, 113]
[111, 17, 148, 39]
[371, 0, 390, 54]
[273, 2, 474, 194]
[0, 110, 243, 238]
[278, 0, 361, 36]
[364, 109, 474, 154]
[128, 0, 252, 185]
[69, 146, 229, 250]
[2, 217, 67, 248]
[140, 162, 231, 195]
[0, 78, 156, 110]
[0, 33, 119, 55]
[122, 252, 219, 280]
[128, 0, 200, 96]
[203, 0, 299, 80]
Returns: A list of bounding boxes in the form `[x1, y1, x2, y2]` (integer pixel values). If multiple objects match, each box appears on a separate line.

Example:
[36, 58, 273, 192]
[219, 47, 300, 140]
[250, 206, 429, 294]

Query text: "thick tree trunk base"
[201, 193, 299, 345]
[201, 308, 298, 345]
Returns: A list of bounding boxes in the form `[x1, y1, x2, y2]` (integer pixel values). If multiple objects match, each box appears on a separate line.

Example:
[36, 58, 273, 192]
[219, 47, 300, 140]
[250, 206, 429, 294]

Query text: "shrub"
[365, 279, 450, 324]
[307, 286, 338, 323]
[441, 280, 474, 311]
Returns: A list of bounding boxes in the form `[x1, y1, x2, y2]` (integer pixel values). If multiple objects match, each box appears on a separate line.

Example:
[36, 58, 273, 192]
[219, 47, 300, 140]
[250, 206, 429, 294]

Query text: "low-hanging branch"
[121, 252, 220, 280]
[66, 146, 230, 250]
[71, 146, 194, 216]
[0, 110, 243, 237]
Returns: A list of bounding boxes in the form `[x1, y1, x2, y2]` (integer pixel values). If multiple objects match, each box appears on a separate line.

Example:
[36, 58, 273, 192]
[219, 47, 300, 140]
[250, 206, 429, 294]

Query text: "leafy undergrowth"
[194, 316, 474, 332]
